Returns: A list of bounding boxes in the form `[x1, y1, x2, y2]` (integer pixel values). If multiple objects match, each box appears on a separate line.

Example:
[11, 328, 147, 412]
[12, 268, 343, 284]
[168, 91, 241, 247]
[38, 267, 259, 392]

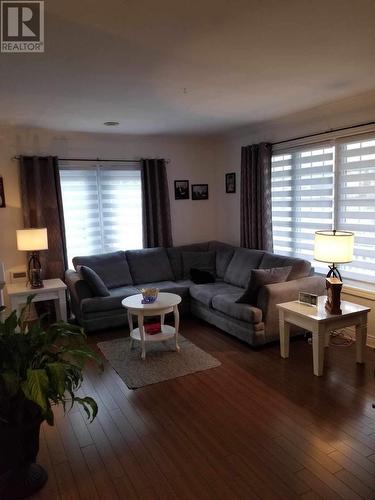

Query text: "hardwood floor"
[31, 318, 375, 499]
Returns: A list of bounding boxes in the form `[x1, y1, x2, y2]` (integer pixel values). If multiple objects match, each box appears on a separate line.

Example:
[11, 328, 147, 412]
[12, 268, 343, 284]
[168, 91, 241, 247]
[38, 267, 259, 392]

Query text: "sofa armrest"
[64, 270, 93, 322]
[257, 275, 326, 342]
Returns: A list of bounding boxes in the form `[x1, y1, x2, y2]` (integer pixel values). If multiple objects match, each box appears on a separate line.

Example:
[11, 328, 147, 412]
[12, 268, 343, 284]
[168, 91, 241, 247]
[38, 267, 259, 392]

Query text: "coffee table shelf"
[130, 325, 176, 342]
[122, 292, 182, 360]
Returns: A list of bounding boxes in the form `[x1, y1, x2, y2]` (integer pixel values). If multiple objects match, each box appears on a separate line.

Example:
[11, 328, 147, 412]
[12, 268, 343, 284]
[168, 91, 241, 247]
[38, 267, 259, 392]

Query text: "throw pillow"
[80, 265, 110, 297]
[190, 268, 216, 284]
[236, 266, 292, 305]
[182, 251, 216, 279]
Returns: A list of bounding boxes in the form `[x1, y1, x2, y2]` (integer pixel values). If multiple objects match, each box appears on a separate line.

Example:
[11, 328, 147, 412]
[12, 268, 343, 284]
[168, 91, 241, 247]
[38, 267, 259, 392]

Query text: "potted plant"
[0, 296, 102, 499]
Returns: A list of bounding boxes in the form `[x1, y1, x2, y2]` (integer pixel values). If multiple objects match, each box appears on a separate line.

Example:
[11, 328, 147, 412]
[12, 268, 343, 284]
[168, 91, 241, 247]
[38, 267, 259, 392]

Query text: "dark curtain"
[19, 156, 67, 280]
[240, 143, 273, 251]
[141, 158, 173, 248]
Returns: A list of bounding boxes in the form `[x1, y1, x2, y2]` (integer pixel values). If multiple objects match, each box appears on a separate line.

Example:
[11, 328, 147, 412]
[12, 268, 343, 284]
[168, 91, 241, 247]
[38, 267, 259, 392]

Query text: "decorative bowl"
[139, 287, 159, 304]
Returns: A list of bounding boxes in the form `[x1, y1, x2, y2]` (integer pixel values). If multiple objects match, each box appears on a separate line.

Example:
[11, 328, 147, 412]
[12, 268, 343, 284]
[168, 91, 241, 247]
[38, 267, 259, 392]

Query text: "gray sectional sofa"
[65, 241, 325, 346]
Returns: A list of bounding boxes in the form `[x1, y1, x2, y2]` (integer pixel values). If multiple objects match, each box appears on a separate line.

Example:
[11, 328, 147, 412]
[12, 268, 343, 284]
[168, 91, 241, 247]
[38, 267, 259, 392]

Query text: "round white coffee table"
[121, 292, 182, 360]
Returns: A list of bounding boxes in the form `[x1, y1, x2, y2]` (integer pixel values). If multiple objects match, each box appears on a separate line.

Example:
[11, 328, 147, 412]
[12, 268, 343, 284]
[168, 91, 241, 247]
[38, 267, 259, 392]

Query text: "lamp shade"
[314, 230, 354, 264]
[16, 228, 48, 251]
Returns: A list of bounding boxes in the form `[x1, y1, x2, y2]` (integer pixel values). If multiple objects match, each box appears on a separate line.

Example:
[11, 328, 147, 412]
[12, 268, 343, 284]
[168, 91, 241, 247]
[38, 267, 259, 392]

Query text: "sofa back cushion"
[79, 266, 110, 297]
[73, 251, 133, 288]
[208, 241, 235, 278]
[236, 266, 292, 305]
[224, 248, 265, 288]
[259, 252, 311, 280]
[182, 251, 216, 279]
[167, 242, 210, 280]
[126, 247, 174, 284]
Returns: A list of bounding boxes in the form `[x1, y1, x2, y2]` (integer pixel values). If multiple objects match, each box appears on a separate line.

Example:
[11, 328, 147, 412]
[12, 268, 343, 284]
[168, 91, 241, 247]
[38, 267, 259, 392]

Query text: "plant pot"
[0, 411, 47, 499]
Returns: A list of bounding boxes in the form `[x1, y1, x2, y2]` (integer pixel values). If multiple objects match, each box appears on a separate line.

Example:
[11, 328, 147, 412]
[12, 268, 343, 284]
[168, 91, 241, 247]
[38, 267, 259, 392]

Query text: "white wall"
[0, 126, 219, 285]
[214, 88, 375, 245]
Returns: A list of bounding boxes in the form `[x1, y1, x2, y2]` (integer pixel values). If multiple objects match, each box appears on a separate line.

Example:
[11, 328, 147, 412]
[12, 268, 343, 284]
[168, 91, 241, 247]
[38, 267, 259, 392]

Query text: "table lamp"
[16, 228, 48, 289]
[314, 230, 354, 314]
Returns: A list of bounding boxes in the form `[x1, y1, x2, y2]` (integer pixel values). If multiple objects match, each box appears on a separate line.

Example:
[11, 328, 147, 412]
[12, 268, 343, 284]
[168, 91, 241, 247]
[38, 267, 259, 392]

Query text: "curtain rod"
[272, 119, 375, 146]
[12, 156, 170, 163]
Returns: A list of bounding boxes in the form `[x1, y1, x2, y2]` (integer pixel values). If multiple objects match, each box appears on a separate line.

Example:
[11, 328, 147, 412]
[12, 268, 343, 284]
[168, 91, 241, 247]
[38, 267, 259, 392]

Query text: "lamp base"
[29, 280, 44, 289]
[326, 264, 342, 281]
[325, 277, 343, 315]
[28, 253, 44, 289]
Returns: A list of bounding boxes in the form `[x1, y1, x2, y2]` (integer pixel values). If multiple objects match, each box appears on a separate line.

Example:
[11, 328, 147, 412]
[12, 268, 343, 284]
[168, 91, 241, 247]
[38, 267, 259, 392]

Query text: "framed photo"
[174, 180, 189, 200]
[191, 184, 208, 200]
[0, 177, 5, 208]
[225, 172, 236, 193]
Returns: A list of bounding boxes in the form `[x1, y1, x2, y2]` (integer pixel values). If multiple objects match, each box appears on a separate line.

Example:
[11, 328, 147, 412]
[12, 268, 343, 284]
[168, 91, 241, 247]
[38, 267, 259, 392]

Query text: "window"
[271, 144, 334, 274]
[337, 138, 375, 281]
[59, 163, 143, 266]
[272, 134, 375, 283]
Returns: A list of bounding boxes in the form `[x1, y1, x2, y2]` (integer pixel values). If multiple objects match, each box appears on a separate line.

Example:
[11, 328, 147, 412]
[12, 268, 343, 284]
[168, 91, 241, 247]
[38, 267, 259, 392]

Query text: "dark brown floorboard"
[29, 317, 375, 499]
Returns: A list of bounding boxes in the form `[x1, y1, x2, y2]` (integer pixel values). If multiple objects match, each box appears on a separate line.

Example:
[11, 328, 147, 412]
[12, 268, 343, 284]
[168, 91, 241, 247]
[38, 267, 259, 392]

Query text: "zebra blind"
[337, 137, 375, 281]
[271, 144, 335, 274]
[59, 163, 143, 267]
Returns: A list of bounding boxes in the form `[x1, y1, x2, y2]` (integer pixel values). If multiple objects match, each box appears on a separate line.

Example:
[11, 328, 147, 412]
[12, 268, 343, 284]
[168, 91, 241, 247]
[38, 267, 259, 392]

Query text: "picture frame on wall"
[0, 177, 5, 208]
[191, 184, 208, 200]
[174, 180, 189, 200]
[225, 172, 236, 193]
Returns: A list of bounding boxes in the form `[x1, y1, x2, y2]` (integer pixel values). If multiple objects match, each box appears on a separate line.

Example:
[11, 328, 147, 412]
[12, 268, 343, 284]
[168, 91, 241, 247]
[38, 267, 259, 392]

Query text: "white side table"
[6, 279, 67, 322]
[122, 292, 182, 360]
[277, 296, 370, 376]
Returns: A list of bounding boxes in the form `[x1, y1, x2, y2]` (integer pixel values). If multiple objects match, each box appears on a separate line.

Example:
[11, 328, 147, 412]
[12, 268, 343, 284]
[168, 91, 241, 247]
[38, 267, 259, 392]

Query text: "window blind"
[59, 163, 143, 267]
[337, 137, 375, 281]
[272, 144, 334, 273]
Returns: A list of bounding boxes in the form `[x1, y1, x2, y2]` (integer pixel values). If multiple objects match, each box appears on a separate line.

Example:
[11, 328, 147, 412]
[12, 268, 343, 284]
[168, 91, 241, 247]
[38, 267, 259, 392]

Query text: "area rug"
[97, 335, 221, 389]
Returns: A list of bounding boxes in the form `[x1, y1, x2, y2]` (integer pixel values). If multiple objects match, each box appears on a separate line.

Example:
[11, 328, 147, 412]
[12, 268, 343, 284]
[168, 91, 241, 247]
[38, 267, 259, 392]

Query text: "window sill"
[342, 280, 375, 302]
[315, 273, 375, 301]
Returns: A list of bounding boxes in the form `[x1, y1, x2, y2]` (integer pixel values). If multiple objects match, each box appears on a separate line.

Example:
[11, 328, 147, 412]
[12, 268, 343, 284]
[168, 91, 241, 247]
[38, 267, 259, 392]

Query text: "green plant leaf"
[0, 310, 18, 336]
[46, 362, 66, 397]
[21, 368, 49, 414]
[18, 294, 37, 331]
[74, 396, 98, 422]
[60, 347, 103, 368]
[1, 293, 100, 427]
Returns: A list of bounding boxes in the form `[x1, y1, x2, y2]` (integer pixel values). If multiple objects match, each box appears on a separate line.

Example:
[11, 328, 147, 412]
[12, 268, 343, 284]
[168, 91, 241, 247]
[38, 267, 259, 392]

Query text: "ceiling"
[1, 0, 375, 135]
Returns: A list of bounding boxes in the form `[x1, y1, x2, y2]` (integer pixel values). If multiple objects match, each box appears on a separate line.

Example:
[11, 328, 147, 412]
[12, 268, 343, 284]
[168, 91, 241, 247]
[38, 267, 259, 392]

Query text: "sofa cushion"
[212, 294, 263, 324]
[208, 241, 235, 278]
[224, 248, 265, 288]
[236, 266, 292, 305]
[126, 248, 174, 284]
[79, 266, 110, 297]
[73, 251, 133, 288]
[167, 243, 210, 280]
[182, 251, 216, 279]
[189, 282, 243, 307]
[81, 286, 139, 313]
[259, 252, 311, 280]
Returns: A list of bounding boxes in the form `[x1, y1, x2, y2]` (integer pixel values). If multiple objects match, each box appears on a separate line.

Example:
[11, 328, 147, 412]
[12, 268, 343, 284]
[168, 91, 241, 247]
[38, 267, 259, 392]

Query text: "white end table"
[122, 292, 182, 360]
[277, 296, 370, 376]
[6, 278, 67, 322]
